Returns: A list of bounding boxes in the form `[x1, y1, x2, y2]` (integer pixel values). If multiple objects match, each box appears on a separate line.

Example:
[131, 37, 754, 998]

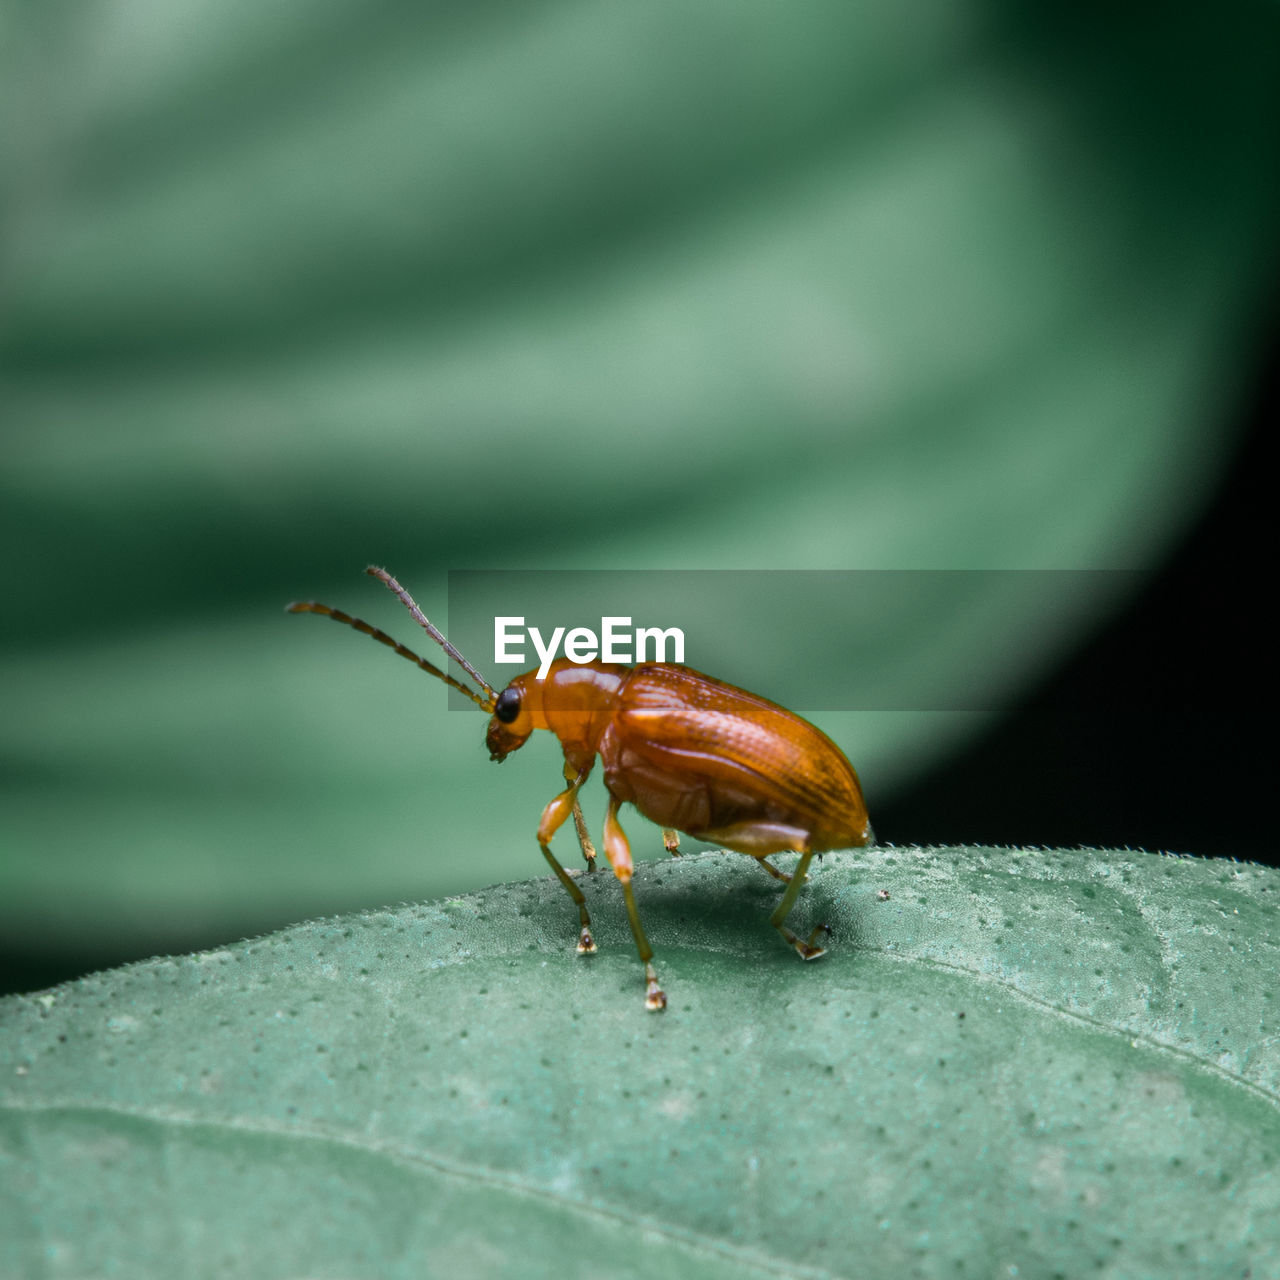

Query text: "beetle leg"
[769, 848, 827, 961]
[538, 785, 596, 955]
[662, 829, 681, 858]
[755, 856, 792, 884]
[562, 761, 598, 872]
[571, 796, 598, 873]
[603, 795, 666, 1011]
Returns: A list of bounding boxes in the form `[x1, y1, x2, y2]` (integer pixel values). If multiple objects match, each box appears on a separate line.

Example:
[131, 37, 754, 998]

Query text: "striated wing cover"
[602, 665, 867, 846]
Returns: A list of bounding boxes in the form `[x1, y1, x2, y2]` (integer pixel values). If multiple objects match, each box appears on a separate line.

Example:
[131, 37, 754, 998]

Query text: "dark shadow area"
[876, 311, 1276, 864]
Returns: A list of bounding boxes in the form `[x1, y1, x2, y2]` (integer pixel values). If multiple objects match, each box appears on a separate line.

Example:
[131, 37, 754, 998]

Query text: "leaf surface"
[3, 846, 1277, 1277]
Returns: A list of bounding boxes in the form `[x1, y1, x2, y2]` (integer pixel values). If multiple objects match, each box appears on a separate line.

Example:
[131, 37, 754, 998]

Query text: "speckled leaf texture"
[2, 846, 1277, 1278]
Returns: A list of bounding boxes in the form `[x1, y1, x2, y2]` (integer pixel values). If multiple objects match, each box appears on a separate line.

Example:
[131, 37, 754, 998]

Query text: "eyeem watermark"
[448, 569, 1152, 710]
[495, 616, 686, 679]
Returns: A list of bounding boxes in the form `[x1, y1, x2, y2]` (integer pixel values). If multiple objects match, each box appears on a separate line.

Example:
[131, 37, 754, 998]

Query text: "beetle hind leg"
[562, 762, 597, 872]
[769, 848, 829, 961]
[571, 795, 598, 873]
[755, 856, 792, 885]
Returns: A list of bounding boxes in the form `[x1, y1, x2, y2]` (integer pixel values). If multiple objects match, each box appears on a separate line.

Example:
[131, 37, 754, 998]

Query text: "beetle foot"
[644, 962, 667, 1011]
[800, 922, 832, 960]
[783, 923, 831, 961]
[577, 927, 597, 955]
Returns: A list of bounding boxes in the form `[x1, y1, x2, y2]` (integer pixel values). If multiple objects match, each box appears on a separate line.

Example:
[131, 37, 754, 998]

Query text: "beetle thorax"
[539, 660, 628, 771]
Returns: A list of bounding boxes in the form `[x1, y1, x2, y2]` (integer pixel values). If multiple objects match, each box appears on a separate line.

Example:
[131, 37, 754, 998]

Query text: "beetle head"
[486, 675, 536, 761]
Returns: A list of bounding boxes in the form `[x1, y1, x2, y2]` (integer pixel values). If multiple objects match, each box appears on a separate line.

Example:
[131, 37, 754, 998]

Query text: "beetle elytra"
[289, 567, 872, 1010]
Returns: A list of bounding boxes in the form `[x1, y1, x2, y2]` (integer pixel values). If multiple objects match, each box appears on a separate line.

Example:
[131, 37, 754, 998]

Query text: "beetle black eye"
[494, 687, 521, 723]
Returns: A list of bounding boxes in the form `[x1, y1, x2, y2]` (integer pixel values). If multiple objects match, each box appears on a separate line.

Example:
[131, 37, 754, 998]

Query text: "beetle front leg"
[538, 785, 596, 955]
[603, 795, 666, 1011]
[769, 848, 829, 961]
[662, 829, 681, 857]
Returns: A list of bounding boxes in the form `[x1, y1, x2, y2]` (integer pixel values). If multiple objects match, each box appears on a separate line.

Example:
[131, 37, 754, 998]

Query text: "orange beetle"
[290, 567, 872, 1010]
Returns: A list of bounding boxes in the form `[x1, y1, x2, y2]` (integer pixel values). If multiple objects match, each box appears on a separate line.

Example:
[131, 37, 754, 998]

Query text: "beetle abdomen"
[600, 665, 870, 852]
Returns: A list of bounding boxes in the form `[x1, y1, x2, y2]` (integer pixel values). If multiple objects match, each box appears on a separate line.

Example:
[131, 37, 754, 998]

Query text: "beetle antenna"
[364, 566, 500, 705]
[286, 598, 495, 712]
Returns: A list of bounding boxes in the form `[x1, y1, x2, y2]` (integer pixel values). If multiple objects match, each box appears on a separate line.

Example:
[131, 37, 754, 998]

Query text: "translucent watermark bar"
[445, 569, 1150, 712]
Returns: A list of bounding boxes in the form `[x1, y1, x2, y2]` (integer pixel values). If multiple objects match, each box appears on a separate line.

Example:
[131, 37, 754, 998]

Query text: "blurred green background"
[2, 1, 1278, 992]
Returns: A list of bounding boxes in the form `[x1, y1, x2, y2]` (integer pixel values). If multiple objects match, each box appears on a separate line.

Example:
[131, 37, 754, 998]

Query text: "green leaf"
[3, 847, 1278, 1276]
